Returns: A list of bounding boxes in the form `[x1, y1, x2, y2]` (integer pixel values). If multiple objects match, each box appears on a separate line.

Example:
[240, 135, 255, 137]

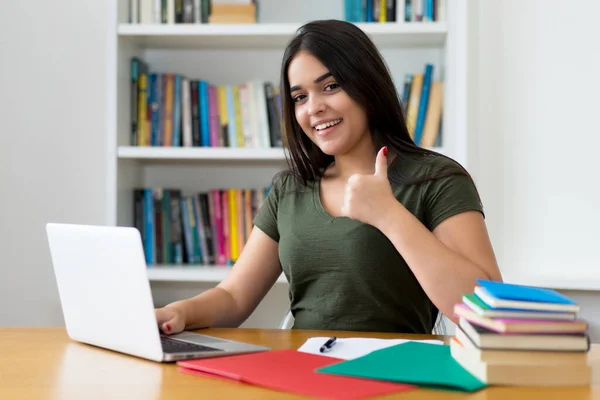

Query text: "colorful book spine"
[208, 85, 220, 147]
[172, 74, 182, 147]
[199, 80, 210, 146]
[228, 189, 238, 262]
[413, 64, 433, 146]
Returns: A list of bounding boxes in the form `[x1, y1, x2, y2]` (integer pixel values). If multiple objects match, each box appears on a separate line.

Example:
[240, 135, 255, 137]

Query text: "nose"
[307, 94, 326, 116]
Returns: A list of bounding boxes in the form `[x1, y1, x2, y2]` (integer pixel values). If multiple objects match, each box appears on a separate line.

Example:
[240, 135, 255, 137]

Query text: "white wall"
[472, 0, 600, 341]
[0, 1, 110, 326]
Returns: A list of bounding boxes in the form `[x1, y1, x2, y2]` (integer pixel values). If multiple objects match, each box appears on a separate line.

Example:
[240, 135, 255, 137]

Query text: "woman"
[156, 19, 502, 334]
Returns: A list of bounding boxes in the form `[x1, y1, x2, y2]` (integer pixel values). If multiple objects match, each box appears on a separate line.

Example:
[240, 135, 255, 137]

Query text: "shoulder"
[269, 170, 313, 199]
[389, 151, 466, 183]
[389, 152, 484, 230]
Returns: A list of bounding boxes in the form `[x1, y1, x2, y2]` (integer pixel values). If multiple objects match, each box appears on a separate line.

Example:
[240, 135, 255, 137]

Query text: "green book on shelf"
[316, 342, 486, 392]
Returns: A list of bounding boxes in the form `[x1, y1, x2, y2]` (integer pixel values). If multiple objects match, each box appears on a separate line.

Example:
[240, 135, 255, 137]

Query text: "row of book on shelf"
[402, 63, 443, 147]
[134, 187, 268, 266]
[451, 279, 591, 386]
[129, 0, 258, 24]
[127, 0, 444, 25]
[345, 0, 446, 23]
[131, 58, 442, 150]
[131, 58, 283, 149]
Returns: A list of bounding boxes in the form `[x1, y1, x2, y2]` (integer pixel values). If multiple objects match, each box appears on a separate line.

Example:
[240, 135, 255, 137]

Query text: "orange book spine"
[420, 81, 443, 148]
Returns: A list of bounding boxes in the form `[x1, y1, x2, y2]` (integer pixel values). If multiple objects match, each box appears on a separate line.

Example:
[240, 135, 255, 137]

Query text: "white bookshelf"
[117, 146, 288, 161]
[117, 145, 445, 161]
[117, 22, 448, 49]
[146, 265, 287, 283]
[108, 0, 468, 285]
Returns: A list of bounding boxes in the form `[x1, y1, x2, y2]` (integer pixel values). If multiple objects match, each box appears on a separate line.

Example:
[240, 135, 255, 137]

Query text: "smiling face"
[287, 50, 371, 156]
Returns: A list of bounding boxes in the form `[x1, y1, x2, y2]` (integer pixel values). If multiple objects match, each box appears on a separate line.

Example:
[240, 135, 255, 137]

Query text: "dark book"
[386, 0, 396, 22]
[190, 80, 200, 146]
[199, 193, 214, 264]
[459, 318, 590, 352]
[264, 82, 282, 147]
[175, 0, 183, 22]
[153, 189, 163, 264]
[168, 189, 183, 264]
[133, 189, 144, 238]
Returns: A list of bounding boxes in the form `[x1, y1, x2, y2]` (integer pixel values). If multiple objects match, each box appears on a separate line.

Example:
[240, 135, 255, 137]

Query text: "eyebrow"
[289, 72, 333, 93]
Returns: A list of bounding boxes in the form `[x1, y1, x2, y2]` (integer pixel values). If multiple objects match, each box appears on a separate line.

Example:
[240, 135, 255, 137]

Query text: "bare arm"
[162, 226, 282, 330]
[379, 206, 502, 325]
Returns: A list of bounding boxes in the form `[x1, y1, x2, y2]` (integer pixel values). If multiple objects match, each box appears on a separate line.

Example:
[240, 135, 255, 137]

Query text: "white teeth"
[315, 119, 342, 131]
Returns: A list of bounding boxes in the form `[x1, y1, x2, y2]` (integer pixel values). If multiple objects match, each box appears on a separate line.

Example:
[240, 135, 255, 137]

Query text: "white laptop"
[45, 222, 270, 362]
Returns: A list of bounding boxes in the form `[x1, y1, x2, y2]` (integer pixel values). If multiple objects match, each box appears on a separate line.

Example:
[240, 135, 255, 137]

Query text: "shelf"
[118, 146, 287, 161]
[146, 265, 288, 283]
[117, 22, 448, 49]
[118, 146, 446, 161]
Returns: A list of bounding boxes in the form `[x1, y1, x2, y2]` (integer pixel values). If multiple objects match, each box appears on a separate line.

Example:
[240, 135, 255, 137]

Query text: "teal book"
[317, 342, 486, 392]
[476, 279, 577, 304]
[462, 293, 577, 320]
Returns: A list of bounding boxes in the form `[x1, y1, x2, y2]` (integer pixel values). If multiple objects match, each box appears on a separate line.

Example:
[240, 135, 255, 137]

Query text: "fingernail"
[383, 146, 388, 156]
[165, 324, 171, 332]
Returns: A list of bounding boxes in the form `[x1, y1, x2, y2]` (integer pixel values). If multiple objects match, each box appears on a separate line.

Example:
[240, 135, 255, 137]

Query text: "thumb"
[161, 319, 175, 334]
[156, 308, 178, 334]
[374, 146, 388, 177]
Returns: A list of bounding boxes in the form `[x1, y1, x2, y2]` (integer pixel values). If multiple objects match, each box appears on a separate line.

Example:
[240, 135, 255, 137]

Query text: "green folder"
[316, 342, 487, 392]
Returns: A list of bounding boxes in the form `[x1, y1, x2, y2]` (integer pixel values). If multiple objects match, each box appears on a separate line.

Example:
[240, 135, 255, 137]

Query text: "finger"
[374, 146, 388, 177]
[161, 319, 176, 334]
[156, 311, 177, 334]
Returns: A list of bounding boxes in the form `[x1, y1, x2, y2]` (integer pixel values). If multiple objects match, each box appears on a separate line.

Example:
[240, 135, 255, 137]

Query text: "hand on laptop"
[155, 306, 185, 335]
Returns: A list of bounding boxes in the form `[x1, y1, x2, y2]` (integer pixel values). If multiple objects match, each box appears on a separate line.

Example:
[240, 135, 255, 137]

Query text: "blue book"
[475, 279, 580, 313]
[366, 0, 373, 22]
[180, 196, 195, 264]
[198, 80, 210, 147]
[143, 189, 155, 265]
[149, 73, 159, 146]
[413, 64, 433, 146]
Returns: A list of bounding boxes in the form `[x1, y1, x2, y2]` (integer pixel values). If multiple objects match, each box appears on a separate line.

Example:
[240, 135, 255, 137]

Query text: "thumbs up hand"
[340, 147, 398, 230]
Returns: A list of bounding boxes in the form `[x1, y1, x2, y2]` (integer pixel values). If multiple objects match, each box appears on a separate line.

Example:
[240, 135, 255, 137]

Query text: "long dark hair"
[279, 19, 469, 186]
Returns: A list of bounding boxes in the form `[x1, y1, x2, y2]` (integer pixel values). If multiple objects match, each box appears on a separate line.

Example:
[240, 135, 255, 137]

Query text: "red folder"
[177, 349, 415, 399]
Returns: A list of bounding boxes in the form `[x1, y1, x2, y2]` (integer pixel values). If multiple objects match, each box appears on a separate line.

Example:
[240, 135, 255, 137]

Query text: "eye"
[292, 94, 306, 103]
[324, 83, 340, 91]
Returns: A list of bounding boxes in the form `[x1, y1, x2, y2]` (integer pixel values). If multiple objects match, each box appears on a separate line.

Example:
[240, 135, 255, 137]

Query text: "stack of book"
[451, 279, 592, 386]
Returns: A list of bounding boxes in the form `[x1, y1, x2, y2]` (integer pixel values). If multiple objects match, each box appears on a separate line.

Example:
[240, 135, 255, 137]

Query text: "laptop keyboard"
[160, 335, 224, 354]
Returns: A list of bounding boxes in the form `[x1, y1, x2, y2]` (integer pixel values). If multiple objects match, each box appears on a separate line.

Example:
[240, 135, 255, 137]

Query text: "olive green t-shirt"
[253, 154, 484, 334]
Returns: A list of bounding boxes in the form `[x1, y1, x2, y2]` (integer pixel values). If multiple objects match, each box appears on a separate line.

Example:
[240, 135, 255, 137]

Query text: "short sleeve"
[252, 175, 286, 242]
[423, 173, 484, 231]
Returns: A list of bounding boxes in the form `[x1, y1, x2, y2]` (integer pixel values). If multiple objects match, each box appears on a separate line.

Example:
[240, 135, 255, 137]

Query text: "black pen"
[319, 336, 337, 353]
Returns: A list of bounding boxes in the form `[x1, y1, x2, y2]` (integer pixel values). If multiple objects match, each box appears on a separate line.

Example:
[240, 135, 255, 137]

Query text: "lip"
[314, 120, 342, 137]
[312, 118, 343, 137]
[311, 118, 343, 129]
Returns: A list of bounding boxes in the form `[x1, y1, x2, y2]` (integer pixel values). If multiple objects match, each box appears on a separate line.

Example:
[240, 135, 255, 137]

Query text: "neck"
[329, 137, 378, 179]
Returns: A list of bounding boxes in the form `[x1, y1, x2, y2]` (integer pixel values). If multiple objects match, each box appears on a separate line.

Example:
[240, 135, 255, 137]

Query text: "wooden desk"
[1, 328, 597, 399]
